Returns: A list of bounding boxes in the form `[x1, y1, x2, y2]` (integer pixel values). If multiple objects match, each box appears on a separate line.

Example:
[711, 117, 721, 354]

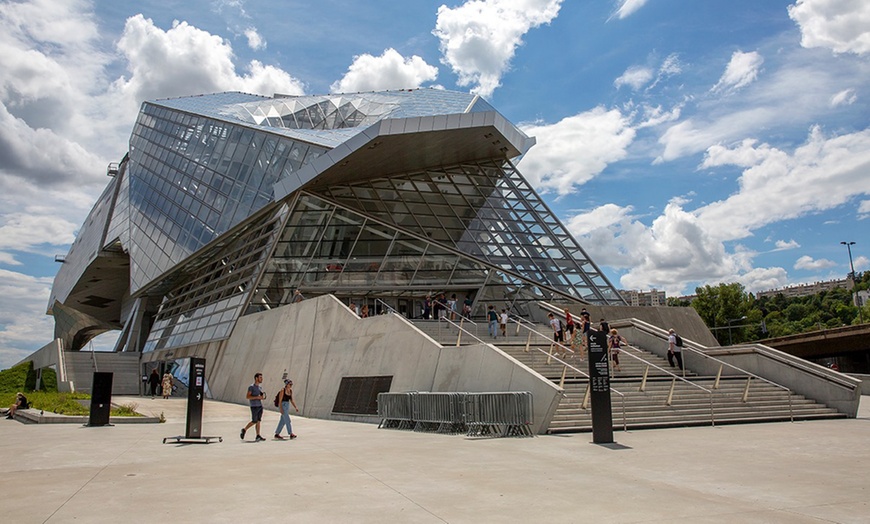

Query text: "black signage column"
[88, 372, 113, 427]
[587, 330, 614, 443]
[185, 358, 206, 439]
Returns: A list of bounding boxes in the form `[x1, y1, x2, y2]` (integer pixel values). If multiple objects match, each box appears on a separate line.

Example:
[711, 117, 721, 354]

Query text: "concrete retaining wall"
[144, 295, 562, 434]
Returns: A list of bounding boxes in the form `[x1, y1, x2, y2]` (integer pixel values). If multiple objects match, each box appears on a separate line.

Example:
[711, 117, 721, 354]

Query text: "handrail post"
[582, 383, 590, 410]
[742, 376, 752, 403]
[640, 365, 649, 392]
[559, 365, 567, 389]
[710, 392, 715, 427]
[713, 364, 723, 389]
[547, 343, 554, 365]
[622, 395, 627, 432]
[456, 320, 462, 347]
[666, 378, 676, 406]
[524, 331, 532, 353]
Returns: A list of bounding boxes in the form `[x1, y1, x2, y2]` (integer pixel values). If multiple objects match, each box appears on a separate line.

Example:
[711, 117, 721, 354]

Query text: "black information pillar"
[185, 358, 206, 439]
[587, 330, 614, 443]
[88, 372, 113, 427]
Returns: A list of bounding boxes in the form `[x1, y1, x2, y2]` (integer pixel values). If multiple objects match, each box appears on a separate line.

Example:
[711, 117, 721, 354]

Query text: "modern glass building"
[48, 89, 624, 354]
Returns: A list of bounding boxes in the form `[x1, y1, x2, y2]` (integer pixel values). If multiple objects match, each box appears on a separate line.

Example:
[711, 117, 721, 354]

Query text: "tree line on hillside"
[668, 272, 869, 345]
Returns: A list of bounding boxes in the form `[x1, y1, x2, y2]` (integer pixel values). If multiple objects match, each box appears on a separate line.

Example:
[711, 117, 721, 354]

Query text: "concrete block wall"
[149, 295, 562, 434]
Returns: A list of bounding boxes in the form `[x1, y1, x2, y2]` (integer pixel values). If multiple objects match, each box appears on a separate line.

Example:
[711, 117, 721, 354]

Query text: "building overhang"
[273, 111, 535, 198]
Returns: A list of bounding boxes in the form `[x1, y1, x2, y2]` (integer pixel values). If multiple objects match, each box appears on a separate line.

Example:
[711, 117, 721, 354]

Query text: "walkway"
[1, 395, 867, 523]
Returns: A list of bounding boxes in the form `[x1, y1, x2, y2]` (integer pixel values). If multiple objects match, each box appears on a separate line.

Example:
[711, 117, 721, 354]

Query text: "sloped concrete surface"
[0, 395, 867, 523]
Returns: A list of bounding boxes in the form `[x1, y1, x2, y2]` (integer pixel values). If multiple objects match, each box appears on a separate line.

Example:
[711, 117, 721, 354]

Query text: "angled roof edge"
[272, 111, 536, 200]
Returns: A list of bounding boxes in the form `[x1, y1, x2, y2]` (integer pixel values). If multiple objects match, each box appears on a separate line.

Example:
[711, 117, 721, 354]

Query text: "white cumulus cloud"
[696, 126, 870, 243]
[434, 0, 562, 98]
[330, 48, 438, 93]
[774, 239, 800, 251]
[112, 16, 304, 107]
[712, 50, 764, 93]
[519, 106, 635, 195]
[614, 66, 653, 90]
[794, 255, 837, 270]
[788, 0, 870, 55]
[244, 27, 265, 50]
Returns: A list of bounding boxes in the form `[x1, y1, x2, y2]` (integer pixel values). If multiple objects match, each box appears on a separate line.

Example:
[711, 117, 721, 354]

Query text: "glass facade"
[49, 88, 624, 354]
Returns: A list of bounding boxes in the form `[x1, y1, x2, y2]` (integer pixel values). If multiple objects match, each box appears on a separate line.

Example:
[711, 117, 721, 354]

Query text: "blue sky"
[1, 0, 868, 366]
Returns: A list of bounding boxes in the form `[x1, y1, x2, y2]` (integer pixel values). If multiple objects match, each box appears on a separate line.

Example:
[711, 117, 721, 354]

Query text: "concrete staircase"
[62, 351, 142, 395]
[410, 319, 847, 432]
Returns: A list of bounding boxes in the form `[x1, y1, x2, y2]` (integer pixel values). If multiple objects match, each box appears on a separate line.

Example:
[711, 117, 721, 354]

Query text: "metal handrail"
[726, 343, 858, 390]
[509, 318, 576, 357]
[629, 318, 793, 421]
[618, 344, 715, 423]
[442, 317, 631, 430]
[374, 298, 397, 315]
[680, 344, 791, 420]
[438, 316, 487, 345]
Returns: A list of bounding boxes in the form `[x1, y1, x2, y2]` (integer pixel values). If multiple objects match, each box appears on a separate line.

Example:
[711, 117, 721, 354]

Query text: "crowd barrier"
[465, 392, 534, 438]
[377, 392, 416, 430]
[377, 391, 534, 438]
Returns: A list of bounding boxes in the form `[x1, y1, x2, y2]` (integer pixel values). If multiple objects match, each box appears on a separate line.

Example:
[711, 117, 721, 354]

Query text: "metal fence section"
[412, 392, 466, 434]
[377, 392, 416, 430]
[377, 391, 535, 438]
[465, 392, 534, 438]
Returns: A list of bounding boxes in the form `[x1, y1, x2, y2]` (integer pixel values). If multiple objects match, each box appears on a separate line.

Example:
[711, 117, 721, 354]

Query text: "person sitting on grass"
[6, 392, 29, 419]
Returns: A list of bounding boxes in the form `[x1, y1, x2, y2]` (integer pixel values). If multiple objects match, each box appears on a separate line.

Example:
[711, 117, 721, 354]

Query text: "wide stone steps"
[410, 318, 845, 432]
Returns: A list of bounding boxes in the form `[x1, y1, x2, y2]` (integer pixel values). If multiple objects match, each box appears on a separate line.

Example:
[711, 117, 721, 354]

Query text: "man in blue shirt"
[241, 372, 266, 442]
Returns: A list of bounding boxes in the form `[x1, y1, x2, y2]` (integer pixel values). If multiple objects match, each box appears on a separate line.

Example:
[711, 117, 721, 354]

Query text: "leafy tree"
[691, 283, 750, 344]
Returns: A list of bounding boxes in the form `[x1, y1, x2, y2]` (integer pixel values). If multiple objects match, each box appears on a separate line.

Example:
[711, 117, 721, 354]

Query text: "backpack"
[273, 390, 282, 407]
[674, 334, 683, 347]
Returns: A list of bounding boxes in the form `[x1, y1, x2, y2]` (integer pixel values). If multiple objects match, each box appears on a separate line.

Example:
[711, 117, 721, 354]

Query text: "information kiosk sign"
[587, 330, 614, 443]
[185, 357, 206, 438]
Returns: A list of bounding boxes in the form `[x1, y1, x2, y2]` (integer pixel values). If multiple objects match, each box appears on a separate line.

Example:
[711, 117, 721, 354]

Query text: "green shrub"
[0, 361, 32, 393]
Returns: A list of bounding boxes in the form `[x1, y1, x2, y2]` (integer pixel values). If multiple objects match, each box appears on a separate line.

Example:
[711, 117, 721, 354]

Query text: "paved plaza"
[1, 395, 868, 523]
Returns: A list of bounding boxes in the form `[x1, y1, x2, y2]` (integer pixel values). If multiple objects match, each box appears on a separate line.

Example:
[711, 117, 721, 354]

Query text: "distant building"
[619, 289, 667, 307]
[756, 278, 852, 299]
[857, 290, 869, 308]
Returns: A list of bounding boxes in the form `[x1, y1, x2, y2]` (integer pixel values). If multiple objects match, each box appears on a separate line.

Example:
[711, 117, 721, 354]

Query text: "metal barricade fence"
[465, 392, 534, 438]
[377, 392, 416, 430]
[378, 391, 534, 438]
[412, 392, 466, 434]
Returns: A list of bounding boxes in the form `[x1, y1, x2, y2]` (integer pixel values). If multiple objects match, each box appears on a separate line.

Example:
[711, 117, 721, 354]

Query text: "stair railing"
[438, 316, 485, 346]
[617, 344, 716, 426]
[374, 298, 397, 315]
[628, 319, 795, 422]
[679, 344, 793, 422]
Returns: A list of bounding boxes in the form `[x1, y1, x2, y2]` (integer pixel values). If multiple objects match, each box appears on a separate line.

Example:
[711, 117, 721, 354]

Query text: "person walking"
[487, 305, 499, 338]
[274, 379, 299, 440]
[608, 328, 627, 372]
[564, 308, 576, 344]
[668, 328, 684, 370]
[499, 309, 509, 337]
[161, 370, 173, 399]
[148, 369, 160, 398]
[241, 372, 267, 442]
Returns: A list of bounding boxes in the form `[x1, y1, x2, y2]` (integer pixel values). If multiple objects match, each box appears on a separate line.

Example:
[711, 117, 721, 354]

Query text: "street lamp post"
[841, 241, 864, 324]
[727, 316, 747, 346]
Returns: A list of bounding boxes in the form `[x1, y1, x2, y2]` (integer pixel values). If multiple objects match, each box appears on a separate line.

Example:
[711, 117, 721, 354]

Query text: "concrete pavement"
[1, 395, 868, 523]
